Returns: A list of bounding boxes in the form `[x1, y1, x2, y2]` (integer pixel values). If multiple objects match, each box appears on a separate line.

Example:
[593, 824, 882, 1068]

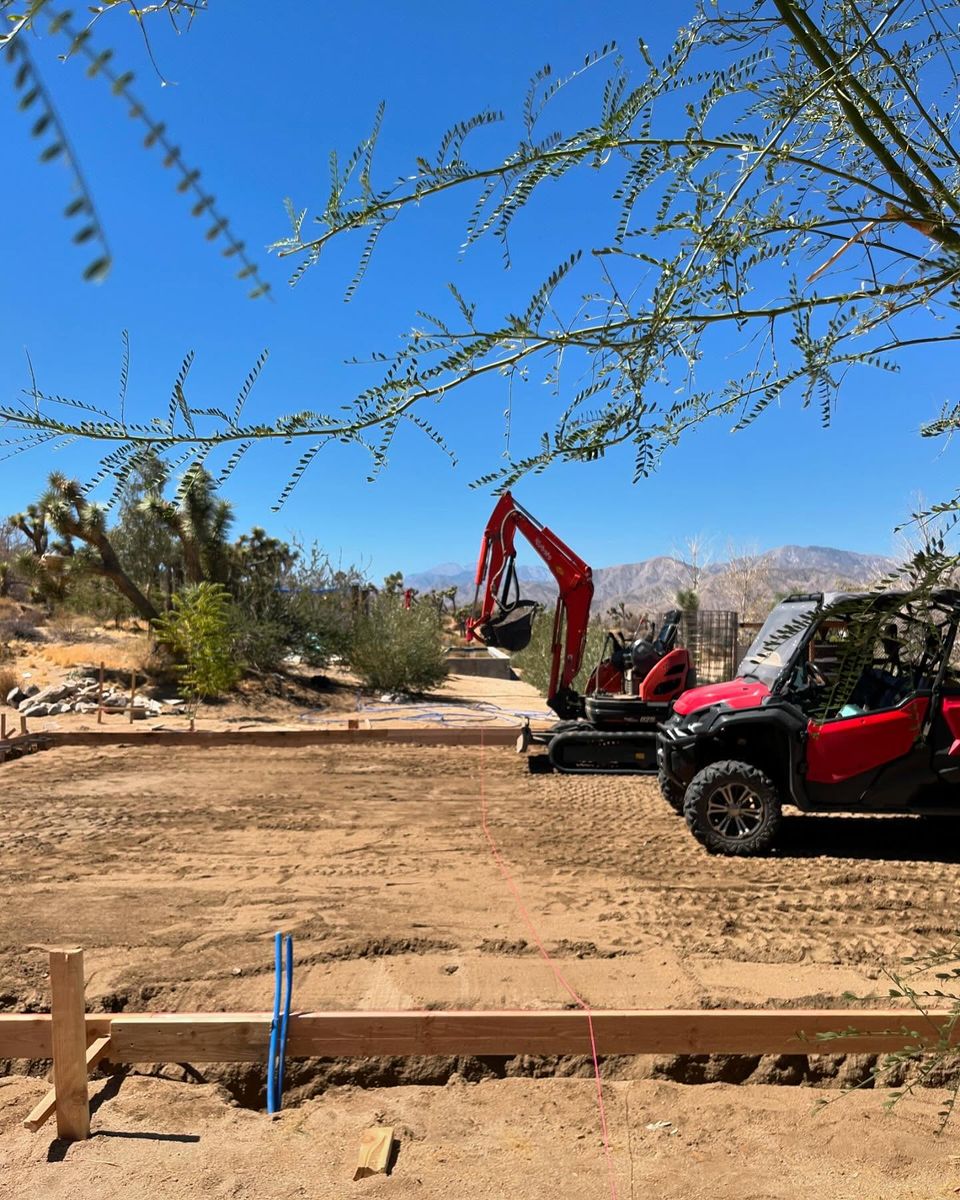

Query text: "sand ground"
[3, 725, 960, 1197]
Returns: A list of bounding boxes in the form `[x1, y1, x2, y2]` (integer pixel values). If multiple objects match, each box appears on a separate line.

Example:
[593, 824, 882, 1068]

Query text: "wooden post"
[129, 670, 136, 725]
[97, 662, 104, 725]
[1, 713, 6, 740]
[49, 948, 90, 1141]
[19, 716, 27, 736]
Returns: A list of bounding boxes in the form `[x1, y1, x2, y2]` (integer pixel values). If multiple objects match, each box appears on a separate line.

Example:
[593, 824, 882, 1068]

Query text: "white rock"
[32, 684, 72, 705]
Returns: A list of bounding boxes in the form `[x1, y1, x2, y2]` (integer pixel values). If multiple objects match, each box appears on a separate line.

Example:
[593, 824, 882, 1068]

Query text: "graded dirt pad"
[3, 741, 960, 1197]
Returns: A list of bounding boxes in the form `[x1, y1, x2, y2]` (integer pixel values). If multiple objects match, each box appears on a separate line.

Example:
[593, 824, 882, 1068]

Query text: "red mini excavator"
[467, 491, 693, 773]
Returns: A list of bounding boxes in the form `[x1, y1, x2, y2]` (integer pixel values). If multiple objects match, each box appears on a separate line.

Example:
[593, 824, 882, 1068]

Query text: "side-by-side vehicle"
[658, 589, 960, 855]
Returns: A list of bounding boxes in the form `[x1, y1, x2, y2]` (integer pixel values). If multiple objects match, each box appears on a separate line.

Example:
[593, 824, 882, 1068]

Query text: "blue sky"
[2, 2, 957, 580]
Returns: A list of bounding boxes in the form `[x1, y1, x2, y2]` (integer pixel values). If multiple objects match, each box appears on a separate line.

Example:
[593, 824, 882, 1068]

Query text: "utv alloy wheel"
[706, 783, 764, 838]
[683, 760, 782, 856]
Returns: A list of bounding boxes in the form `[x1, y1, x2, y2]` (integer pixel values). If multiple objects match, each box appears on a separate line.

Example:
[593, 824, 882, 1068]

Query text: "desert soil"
[3, 732, 960, 1197]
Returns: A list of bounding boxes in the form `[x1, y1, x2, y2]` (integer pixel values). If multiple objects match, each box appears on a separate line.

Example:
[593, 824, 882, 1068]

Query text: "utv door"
[804, 695, 931, 806]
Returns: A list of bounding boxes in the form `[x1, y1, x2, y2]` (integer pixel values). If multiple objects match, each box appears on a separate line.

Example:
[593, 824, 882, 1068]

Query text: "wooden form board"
[1, 1009, 954, 1063]
[38, 728, 521, 749]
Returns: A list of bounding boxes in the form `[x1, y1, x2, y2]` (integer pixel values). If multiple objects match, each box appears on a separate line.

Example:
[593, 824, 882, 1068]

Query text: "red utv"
[657, 589, 960, 855]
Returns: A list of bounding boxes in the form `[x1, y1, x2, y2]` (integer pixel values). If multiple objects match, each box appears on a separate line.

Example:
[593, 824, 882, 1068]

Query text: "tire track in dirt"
[0, 744, 957, 1014]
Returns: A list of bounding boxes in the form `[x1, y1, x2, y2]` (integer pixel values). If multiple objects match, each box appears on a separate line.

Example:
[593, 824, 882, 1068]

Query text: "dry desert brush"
[348, 591, 448, 695]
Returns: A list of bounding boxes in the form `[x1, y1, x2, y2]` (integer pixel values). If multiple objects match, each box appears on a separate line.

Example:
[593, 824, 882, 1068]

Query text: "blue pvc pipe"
[266, 931, 282, 1114]
[276, 935, 294, 1102]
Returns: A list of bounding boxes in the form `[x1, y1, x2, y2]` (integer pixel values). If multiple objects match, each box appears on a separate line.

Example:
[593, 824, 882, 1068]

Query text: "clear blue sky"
[2, 2, 956, 579]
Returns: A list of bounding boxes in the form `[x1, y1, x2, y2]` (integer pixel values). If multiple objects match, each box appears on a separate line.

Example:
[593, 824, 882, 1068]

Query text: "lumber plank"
[6, 1008, 956, 1065]
[353, 1126, 395, 1180]
[49, 948, 90, 1141]
[40, 728, 520, 748]
[0, 1015, 124, 1059]
[109, 1009, 960, 1062]
[111, 1014, 273, 1061]
[22, 1036, 112, 1133]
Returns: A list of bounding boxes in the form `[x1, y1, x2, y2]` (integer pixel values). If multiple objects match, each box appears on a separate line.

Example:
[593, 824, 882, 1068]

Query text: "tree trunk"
[90, 533, 159, 621]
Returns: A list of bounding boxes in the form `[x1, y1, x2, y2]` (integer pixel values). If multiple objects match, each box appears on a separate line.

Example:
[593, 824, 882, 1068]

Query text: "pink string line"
[478, 733, 620, 1200]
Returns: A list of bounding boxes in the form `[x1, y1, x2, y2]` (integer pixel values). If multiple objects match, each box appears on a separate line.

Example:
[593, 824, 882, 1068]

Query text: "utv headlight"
[684, 705, 721, 734]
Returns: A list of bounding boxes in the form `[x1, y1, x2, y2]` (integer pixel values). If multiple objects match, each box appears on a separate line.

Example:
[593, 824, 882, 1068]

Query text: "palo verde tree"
[1, 1, 270, 295]
[4, 2, 960, 516]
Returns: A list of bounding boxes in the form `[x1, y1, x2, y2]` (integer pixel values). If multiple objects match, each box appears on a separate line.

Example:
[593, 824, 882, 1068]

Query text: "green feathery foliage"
[2, 2, 270, 295]
[3, 2, 960, 513]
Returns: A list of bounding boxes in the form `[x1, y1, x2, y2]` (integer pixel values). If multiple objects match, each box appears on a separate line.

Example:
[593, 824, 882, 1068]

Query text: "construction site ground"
[3, 661, 960, 1195]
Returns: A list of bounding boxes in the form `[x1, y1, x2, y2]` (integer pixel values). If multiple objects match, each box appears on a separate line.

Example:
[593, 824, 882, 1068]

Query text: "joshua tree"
[141, 466, 234, 586]
[9, 504, 50, 558]
[41, 473, 159, 620]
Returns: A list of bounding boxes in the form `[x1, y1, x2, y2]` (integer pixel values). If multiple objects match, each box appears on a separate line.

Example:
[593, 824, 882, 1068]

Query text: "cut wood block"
[353, 1126, 395, 1180]
[23, 1036, 112, 1133]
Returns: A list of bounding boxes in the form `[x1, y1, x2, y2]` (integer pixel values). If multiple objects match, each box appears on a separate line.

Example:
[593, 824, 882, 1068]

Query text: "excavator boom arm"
[468, 492, 594, 717]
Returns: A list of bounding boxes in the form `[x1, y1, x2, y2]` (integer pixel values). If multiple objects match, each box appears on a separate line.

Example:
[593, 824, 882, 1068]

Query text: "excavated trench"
[5, 976, 959, 1112]
[6, 1042, 960, 1114]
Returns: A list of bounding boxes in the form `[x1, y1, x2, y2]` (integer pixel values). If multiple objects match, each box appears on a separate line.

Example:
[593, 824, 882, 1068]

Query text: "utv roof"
[780, 589, 960, 609]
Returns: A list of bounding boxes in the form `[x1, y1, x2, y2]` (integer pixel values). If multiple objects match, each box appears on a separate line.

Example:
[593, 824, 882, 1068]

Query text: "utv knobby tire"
[683, 760, 782, 857]
[658, 766, 685, 815]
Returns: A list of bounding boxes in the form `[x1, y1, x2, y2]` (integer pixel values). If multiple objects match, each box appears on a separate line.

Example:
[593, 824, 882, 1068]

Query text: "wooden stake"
[19, 716, 27, 736]
[49, 948, 90, 1141]
[354, 1126, 395, 1180]
[129, 670, 136, 726]
[23, 1036, 111, 1133]
[1, 714, 7, 740]
[97, 662, 104, 725]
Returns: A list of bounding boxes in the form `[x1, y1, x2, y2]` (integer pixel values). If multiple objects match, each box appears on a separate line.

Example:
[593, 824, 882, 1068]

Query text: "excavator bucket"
[476, 599, 539, 652]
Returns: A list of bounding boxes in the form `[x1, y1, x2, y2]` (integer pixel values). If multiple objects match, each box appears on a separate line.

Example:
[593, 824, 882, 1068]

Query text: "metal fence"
[659, 609, 740, 685]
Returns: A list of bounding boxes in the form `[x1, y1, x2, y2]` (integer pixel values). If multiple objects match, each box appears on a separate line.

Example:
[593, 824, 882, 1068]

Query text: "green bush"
[512, 610, 608, 697]
[152, 582, 244, 703]
[348, 592, 448, 693]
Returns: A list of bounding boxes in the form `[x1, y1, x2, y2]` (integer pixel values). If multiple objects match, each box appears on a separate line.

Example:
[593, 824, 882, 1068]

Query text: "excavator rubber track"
[527, 724, 660, 774]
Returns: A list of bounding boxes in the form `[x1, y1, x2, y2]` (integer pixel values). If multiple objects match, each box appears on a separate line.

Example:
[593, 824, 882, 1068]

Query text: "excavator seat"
[476, 600, 539, 652]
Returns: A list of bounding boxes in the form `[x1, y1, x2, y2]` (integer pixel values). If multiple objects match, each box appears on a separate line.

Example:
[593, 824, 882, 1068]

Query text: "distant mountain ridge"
[406, 544, 897, 616]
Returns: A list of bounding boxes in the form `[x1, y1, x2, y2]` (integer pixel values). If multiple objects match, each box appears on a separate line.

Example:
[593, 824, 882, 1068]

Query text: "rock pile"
[4, 673, 169, 719]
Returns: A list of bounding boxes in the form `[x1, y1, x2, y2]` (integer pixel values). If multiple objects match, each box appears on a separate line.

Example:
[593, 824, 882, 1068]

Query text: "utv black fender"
[694, 702, 810, 809]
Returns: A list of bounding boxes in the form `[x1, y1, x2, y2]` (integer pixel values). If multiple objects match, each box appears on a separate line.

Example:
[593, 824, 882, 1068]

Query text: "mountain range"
[406, 544, 897, 617]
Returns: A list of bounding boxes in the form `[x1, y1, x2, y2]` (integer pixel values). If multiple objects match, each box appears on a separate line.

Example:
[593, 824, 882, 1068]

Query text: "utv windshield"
[737, 598, 820, 686]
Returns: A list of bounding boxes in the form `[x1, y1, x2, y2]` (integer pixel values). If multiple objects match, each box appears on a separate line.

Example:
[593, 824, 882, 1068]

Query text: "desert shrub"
[0, 665, 18, 701]
[348, 592, 448, 694]
[0, 610, 45, 642]
[512, 610, 608, 698]
[152, 582, 244, 703]
[62, 575, 133, 626]
[284, 587, 357, 665]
